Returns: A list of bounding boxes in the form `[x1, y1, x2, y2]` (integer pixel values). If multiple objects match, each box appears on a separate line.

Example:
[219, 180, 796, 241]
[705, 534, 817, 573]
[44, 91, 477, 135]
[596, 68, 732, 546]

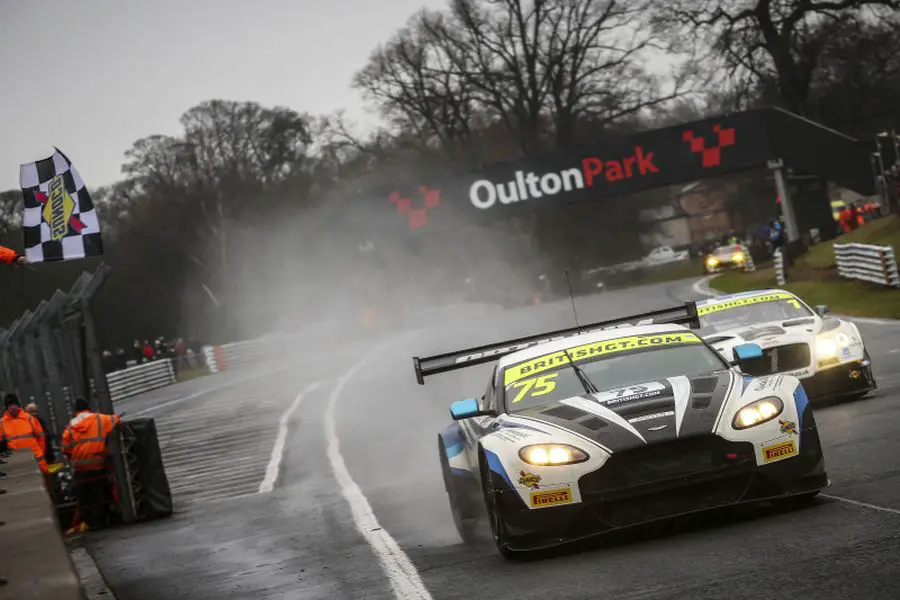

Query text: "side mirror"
[449, 398, 496, 420]
[732, 342, 764, 364]
[814, 304, 830, 317]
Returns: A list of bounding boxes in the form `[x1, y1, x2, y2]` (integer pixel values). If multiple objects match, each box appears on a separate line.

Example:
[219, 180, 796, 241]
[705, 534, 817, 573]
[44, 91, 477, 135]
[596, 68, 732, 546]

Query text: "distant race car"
[696, 289, 877, 401]
[705, 243, 751, 274]
[413, 302, 828, 558]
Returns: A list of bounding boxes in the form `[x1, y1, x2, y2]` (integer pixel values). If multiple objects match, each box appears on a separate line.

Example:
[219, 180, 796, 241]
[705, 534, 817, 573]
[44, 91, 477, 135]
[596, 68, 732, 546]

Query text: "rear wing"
[413, 301, 699, 384]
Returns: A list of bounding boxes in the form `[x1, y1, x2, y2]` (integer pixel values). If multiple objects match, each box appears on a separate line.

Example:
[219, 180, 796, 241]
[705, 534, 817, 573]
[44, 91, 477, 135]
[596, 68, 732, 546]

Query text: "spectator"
[174, 337, 187, 372]
[24, 402, 55, 464]
[101, 349, 116, 374]
[114, 348, 128, 371]
[141, 340, 154, 362]
[849, 203, 861, 230]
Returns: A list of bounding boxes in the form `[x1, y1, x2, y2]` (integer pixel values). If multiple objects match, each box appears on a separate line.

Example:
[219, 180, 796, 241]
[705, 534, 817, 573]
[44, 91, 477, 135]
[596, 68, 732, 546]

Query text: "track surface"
[88, 278, 900, 599]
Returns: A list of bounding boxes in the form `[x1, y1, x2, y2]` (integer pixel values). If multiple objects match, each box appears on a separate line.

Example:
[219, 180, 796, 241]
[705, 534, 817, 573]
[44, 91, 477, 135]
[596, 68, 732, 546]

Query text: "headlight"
[732, 396, 784, 430]
[815, 337, 838, 358]
[732, 253, 745, 262]
[706, 257, 719, 266]
[519, 444, 589, 466]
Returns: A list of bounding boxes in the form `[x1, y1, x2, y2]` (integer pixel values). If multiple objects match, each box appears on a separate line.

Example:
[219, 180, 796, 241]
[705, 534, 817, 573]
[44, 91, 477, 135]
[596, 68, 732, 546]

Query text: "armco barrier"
[834, 242, 900, 287]
[0, 451, 85, 599]
[106, 359, 176, 401]
[62, 359, 177, 404]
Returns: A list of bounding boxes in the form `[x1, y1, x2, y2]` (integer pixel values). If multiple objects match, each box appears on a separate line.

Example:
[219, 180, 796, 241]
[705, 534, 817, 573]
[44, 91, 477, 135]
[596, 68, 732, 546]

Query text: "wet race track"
[88, 278, 900, 600]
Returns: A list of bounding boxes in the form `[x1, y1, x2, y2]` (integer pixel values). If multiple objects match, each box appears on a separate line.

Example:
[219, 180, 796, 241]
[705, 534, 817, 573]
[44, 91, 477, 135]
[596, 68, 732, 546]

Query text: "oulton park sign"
[377, 110, 784, 230]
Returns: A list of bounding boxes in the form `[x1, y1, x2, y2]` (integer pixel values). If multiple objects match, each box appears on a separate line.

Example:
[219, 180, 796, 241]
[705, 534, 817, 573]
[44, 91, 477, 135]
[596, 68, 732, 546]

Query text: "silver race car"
[696, 290, 877, 401]
[414, 302, 827, 558]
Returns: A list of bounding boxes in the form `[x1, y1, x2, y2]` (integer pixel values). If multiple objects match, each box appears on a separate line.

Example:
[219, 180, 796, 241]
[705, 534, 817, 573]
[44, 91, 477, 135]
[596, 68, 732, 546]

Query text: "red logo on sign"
[389, 186, 440, 229]
[34, 190, 86, 232]
[682, 124, 736, 167]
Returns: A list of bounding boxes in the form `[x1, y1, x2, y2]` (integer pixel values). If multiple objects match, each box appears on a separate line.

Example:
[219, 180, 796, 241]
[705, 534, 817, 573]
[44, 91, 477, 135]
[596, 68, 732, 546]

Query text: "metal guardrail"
[834, 243, 900, 287]
[774, 249, 786, 286]
[105, 359, 176, 402]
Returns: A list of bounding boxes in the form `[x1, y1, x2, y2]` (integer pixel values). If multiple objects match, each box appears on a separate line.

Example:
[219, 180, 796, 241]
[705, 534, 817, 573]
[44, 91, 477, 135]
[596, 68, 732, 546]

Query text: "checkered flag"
[19, 147, 103, 263]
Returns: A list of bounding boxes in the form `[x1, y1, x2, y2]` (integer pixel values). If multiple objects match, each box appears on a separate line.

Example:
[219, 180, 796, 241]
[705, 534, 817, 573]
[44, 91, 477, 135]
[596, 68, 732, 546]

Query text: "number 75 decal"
[508, 373, 559, 403]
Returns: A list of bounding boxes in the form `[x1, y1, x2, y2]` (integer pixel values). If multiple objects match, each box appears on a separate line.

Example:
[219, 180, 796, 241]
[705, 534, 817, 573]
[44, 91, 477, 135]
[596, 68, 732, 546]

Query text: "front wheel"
[439, 437, 477, 545]
[480, 453, 517, 559]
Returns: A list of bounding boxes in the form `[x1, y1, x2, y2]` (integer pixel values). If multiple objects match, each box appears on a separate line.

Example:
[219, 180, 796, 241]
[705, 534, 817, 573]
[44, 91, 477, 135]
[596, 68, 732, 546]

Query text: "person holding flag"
[0, 245, 27, 266]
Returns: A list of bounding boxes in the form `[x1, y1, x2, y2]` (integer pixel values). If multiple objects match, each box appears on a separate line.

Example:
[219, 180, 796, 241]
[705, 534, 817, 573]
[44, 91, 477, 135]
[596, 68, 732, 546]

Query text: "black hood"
[517, 371, 735, 453]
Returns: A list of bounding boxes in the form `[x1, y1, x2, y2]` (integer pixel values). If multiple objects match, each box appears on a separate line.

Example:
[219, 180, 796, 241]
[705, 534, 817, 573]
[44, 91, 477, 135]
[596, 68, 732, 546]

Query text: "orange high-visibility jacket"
[62, 410, 121, 471]
[0, 245, 18, 264]
[0, 410, 48, 472]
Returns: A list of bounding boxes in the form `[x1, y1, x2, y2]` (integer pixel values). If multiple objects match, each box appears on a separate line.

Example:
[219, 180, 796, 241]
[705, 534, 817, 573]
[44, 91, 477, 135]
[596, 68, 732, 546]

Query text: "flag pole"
[18, 262, 26, 317]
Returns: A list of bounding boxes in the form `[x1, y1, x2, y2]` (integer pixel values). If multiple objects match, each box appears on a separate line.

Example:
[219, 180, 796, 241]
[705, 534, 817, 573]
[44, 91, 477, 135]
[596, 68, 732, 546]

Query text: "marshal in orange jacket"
[0, 410, 48, 473]
[0, 245, 22, 265]
[62, 409, 121, 471]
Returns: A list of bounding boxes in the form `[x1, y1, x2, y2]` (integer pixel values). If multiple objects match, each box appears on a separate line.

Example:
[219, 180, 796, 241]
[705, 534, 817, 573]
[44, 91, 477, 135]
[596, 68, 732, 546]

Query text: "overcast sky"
[0, 0, 444, 190]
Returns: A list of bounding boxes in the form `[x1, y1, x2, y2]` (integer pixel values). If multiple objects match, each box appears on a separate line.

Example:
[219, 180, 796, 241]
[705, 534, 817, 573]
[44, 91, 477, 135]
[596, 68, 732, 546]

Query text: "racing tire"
[439, 437, 478, 545]
[479, 452, 517, 560]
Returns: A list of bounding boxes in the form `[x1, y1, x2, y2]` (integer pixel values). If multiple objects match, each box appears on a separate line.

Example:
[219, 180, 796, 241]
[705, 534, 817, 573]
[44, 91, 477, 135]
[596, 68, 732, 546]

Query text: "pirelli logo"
[530, 487, 573, 509]
[762, 440, 797, 463]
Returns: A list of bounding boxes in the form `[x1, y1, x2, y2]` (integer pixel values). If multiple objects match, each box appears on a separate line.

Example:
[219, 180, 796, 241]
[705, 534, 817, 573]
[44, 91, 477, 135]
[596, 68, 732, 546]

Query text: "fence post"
[213, 345, 227, 372]
[774, 249, 786, 286]
[887, 247, 900, 288]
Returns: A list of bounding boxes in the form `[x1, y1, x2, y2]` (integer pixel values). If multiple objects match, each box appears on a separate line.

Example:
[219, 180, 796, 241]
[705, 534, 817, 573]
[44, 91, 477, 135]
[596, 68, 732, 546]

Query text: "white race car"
[696, 289, 877, 401]
[414, 302, 827, 558]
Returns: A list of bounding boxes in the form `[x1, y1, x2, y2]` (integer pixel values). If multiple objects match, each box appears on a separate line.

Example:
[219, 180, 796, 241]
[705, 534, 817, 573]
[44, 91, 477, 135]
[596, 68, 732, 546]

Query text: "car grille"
[579, 436, 756, 499]
[740, 343, 810, 376]
[588, 475, 752, 529]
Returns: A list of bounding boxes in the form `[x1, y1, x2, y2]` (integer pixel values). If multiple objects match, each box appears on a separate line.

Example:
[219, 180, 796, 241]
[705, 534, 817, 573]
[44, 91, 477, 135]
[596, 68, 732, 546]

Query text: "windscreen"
[697, 293, 813, 335]
[500, 332, 726, 412]
[712, 245, 744, 258]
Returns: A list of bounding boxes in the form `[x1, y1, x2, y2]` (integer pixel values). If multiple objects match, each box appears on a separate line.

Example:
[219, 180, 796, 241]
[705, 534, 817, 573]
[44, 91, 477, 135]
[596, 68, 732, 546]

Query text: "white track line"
[325, 336, 433, 600]
[259, 381, 320, 494]
[822, 493, 900, 516]
[691, 275, 716, 298]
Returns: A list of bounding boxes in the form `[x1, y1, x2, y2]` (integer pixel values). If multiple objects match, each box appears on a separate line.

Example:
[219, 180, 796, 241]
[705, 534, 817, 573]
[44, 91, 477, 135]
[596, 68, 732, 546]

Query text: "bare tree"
[652, 0, 900, 115]
[809, 14, 900, 136]
[356, 0, 691, 157]
[446, 0, 690, 150]
[354, 10, 480, 161]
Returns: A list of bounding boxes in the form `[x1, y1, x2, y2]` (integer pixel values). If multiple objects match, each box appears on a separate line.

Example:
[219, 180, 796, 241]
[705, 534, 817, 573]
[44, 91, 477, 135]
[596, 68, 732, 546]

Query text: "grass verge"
[709, 215, 900, 319]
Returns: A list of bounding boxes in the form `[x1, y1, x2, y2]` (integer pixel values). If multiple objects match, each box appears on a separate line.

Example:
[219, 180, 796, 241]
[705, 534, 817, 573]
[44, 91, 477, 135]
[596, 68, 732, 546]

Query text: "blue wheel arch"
[439, 422, 467, 460]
